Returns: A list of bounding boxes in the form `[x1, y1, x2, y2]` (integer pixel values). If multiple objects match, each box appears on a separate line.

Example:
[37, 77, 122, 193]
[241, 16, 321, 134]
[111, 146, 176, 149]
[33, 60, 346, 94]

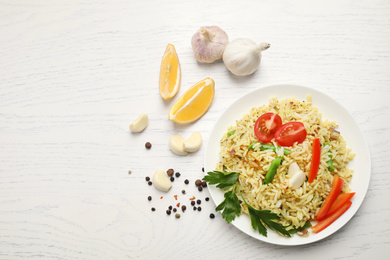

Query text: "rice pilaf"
[216, 95, 355, 231]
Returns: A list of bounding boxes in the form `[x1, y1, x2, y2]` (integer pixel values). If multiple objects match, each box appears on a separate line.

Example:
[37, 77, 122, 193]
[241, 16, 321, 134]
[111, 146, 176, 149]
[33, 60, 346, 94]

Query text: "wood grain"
[1, 0, 389, 259]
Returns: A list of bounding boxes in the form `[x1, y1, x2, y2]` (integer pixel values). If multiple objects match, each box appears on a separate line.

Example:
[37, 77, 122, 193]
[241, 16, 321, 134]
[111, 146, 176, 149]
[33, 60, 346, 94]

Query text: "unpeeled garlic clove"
[169, 134, 188, 155]
[129, 113, 148, 132]
[184, 132, 202, 153]
[153, 170, 172, 192]
[289, 170, 306, 189]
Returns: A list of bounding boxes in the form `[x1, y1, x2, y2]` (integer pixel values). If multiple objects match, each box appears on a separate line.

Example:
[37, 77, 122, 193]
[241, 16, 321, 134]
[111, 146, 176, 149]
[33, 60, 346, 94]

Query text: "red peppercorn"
[195, 179, 202, 186]
[167, 169, 174, 176]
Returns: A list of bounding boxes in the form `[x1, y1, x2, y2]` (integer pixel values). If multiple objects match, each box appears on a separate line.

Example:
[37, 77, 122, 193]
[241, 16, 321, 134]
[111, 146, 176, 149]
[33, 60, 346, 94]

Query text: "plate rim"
[203, 83, 371, 246]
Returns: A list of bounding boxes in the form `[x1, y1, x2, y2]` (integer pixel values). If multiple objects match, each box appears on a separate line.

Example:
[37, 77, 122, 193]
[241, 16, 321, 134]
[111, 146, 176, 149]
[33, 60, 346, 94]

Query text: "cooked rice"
[216, 95, 355, 230]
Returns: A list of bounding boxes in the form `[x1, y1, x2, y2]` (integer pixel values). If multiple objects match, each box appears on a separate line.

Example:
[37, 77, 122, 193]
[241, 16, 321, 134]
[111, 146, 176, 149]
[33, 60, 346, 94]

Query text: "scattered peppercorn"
[184, 179, 189, 184]
[166, 209, 171, 215]
[195, 179, 202, 186]
[147, 196, 152, 201]
[181, 205, 186, 212]
[182, 190, 186, 194]
[170, 176, 175, 182]
[175, 172, 181, 177]
[196, 199, 201, 205]
[145, 142, 152, 149]
[202, 167, 204, 172]
[193, 206, 197, 211]
[167, 169, 174, 176]
[210, 213, 215, 219]
[145, 176, 150, 181]
[175, 213, 180, 218]
[151, 207, 156, 211]
[173, 208, 177, 212]
[205, 197, 210, 201]
[148, 181, 152, 186]
[201, 181, 207, 187]
[191, 201, 195, 206]
[198, 186, 203, 191]
[197, 207, 202, 211]
[169, 205, 173, 210]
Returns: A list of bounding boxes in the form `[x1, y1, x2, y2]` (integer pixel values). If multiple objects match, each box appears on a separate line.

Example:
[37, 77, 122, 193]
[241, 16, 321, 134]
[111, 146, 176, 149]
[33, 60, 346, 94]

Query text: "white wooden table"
[1, 0, 389, 259]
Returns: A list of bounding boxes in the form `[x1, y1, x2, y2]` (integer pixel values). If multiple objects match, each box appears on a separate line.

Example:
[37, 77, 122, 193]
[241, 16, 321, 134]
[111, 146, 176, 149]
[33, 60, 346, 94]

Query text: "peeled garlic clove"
[288, 162, 301, 177]
[153, 170, 172, 192]
[169, 134, 188, 155]
[129, 113, 148, 132]
[289, 170, 306, 189]
[184, 132, 202, 153]
[191, 26, 229, 63]
[223, 38, 270, 76]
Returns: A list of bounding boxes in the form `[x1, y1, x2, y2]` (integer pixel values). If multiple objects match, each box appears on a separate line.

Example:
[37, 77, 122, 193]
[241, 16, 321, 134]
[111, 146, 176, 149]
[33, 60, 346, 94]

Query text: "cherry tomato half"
[254, 113, 283, 143]
[274, 122, 307, 147]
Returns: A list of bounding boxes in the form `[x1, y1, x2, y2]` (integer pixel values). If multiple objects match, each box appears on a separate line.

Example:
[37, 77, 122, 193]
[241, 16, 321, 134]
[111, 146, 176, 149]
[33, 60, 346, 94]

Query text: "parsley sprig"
[203, 171, 291, 237]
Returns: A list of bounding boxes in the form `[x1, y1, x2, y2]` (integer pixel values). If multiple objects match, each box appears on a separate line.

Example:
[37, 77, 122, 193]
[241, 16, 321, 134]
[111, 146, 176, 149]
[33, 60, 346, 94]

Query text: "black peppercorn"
[198, 186, 203, 191]
[196, 199, 201, 205]
[170, 176, 175, 182]
[181, 205, 186, 212]
[166, 209, 171, 215]
[184, 179, 189, 184]
[148, 181, 152, 186]
[145, 176, 150, 181]
[201, 181, 207, 187]
[175, 172, 181, 177]
[147, 196, 152, 201]
[197, 207, 202, 211]
[151, 207, 156, 211]
[205, 197, 210, 202]
[210, 213, 215, 219]
[182, 190, 186, 194]
[191, 201, 195, 206]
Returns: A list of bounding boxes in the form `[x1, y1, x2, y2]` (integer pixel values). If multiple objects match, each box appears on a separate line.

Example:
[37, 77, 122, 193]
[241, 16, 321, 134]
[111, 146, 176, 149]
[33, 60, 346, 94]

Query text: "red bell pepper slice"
[325, 192, 355, 218]
[311, 200, 352, 233]
[308, 138, 321, 183]
[316, 175, 344, 220]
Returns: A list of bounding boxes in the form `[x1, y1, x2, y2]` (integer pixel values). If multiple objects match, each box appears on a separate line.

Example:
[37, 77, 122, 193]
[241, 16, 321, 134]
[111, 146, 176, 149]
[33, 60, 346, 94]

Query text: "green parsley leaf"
[203, 170, 291, 238]
[247, 205, 267, 236]
[247, 205, 291, 237]
[288, 221, 312, 234]
[203, 171, 239, 190]
[215, 188, 241, 223]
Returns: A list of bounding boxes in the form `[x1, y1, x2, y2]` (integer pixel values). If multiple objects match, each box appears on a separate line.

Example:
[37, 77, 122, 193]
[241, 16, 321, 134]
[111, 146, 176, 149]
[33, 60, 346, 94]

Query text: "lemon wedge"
[159, 44, 181, 100]
[168, 77, 215, 124]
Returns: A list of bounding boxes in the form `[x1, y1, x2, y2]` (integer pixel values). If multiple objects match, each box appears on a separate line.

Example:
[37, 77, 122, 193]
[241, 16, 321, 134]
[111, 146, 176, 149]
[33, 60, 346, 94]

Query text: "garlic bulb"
[223, 38, 270, 76]
[191, 26, 229, 63]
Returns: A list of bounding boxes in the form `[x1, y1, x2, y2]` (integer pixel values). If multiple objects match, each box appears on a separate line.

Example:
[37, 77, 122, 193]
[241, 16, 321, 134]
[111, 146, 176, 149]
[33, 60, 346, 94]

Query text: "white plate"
[204, 84, 371, 246]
